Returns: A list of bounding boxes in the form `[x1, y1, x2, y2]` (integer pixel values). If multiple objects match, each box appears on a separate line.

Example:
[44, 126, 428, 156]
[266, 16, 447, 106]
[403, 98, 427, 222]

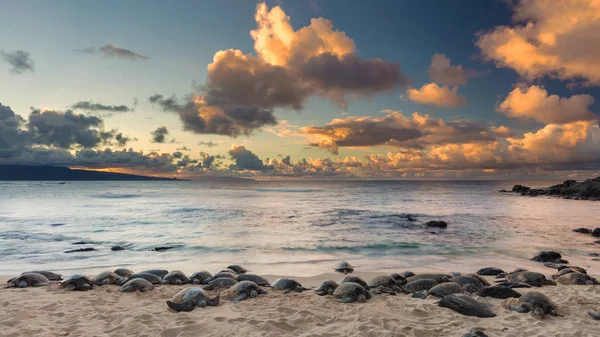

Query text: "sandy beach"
[1, 271, 599, 337]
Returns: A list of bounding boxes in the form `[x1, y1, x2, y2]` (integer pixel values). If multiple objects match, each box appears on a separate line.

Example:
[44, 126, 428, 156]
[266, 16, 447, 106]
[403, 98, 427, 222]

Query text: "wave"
[167, 207, 216, 214]
[253, 188, 320, 193]
[92, 193, 142, 199]
[282, 242, 421, 253]
[0, 231, 73, 242]
[187, 245, 247, 253]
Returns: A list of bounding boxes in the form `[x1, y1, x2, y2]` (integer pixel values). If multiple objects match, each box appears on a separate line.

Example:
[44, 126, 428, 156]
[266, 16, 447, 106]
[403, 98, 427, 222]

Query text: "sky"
[1, 0, 600, 179]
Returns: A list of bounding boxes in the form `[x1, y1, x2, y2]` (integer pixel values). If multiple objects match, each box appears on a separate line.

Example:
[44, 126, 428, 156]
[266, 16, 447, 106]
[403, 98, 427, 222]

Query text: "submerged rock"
[592, 228, 600, 237]
[64, 247, 96, 253]
[573, 228, 592, 234]
[111, 245, 125, 251]
[424, 221, 448, 228]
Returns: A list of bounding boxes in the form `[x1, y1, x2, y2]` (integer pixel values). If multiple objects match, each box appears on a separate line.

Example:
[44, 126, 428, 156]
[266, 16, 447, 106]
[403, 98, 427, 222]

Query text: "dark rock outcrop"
[531, 251, 568, 264]
[503, 177, 600, 201]
[111, 245, 125, 251]
[65, 247, 97, 253]
[425, 221, 448, 228]
[592, 228, 600, 237]
[573, 228, 592, 234]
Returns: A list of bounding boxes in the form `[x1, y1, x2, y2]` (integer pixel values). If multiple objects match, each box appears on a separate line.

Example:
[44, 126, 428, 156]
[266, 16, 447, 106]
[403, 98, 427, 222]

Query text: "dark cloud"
[70, 101, 132, 116]
[177, 146, 191, 151]
[75, 44, 148, 60]
[198, 141, 218, 147]
[150, 126, 169, 143]
[0, 103, 27, 148]
[27, 109, 105, 148]
[1, 50, 35, 74]
[229, 145, 273, 170]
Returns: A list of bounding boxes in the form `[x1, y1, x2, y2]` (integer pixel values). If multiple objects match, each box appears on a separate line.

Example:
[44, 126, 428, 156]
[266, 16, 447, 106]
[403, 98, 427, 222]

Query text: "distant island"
[501, 177, 600, 201]
[0, 165, 179, 181]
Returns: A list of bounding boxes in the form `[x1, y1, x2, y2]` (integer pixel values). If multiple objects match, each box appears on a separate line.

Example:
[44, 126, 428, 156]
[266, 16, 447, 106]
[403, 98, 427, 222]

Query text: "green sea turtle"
[462, 329, 489, 337]
[93, 271, 125, 286]
[332, 282, 371, 303]
[334, 261, 354, 274]
[213, 271, 238, 280]
[407, 273, 449, 283]
[439, 294, 496, 318]
[125, 272, 162, 284]
[403, 279, 439, 293]
[341, 276, 369, 290]
[161, 270, 189, 285]
[114, 268, 135, 278]
[557, 265, 586, 274]
[5, 273, 51, 288]
[450, 275, 485, 291]
[227, 265, 247, 274]
[167, 287, 219, 311]
[476, 286, 521, 299]
[61, 274, 94, 291]
[588, 311, 600, 320]
[120, 278, 154, 292]
[476, 267, 504, 276]
[140, 269, 169, 278]
[494, 282, 532, 289]
[556, 273, 600, 285]
[203, 277, 237, 291]
[467, 273, 491, 286]
[272, 278, 309, 293]
[505, 271, 555, 287]
[220, 281, 267, 302]
[504, 291, 562, 319]
[190, 271, 213, 285]
[236, 274, 270, 286]
[389, 273, 407, 284]
[428, 282, 464, 298]
[315, 280, 338, 296]
[18, 271, 63, 281]
[401, 271, 415, 278]
[368, 275, 402, 294]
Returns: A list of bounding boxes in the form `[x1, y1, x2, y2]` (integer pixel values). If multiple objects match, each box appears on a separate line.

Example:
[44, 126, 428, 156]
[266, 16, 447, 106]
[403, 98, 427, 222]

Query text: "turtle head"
[115, 277, 126, 286]
[208, 294, 220, 307]
[531, 307, 546, 320]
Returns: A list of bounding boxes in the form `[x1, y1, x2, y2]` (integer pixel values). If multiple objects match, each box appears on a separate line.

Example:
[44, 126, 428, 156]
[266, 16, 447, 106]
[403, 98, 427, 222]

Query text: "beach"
[2, 271, 600, 337]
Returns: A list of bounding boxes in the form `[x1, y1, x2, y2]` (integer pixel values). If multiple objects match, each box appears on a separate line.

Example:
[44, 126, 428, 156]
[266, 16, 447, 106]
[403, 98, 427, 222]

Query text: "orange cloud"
[406, 83, 468, 107]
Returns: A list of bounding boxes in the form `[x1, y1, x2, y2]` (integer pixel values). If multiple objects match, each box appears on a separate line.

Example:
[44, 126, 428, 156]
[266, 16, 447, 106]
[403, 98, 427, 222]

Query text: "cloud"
[177, 146, 191, 151]
[75, 44, 148, 60]
[497, 85, 597, 124]
[198, 141, 218, 147]
[70, 101, 132, 116]
[406, 83, 468, 107]
[428, 53, 481, 86]
[476, 0, 600, 85]
[0, 103, 27, 149]
[229, 145, 273, 170]
[150, 126, 169, 143]
[27, 109, 107, 148]
[1, 50, 35, 74]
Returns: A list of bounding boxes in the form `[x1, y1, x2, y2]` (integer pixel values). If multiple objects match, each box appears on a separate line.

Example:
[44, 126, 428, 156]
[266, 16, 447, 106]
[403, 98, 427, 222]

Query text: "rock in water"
[424, 220, 448, 228]
[592, 228, 600, 237]
[439, 294, 496, 317]
[64, 247, 96, 253]
[573, 228, 592, 234]
[512, 185, 530, 192]
[530, 251, 568, 264]
[111, 245, 125, 251]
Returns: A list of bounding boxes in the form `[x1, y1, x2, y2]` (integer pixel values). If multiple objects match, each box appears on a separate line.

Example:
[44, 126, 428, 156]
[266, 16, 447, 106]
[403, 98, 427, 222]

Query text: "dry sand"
[1, 272, 600, 337]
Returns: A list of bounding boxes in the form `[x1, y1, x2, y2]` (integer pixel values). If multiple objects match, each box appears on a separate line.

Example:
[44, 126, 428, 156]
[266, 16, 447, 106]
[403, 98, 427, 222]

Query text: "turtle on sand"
[494, 282, 532, 289]
[341, 276, 369, 290]
[120, 278, 154, 292]
[140, 269, 169, 278]
[588, 311, 600, 320]
[272, 278, 309, 293]
[334, 261, 354, 274]
[450, 276, 485, 292]
[557, 265, 586, 274]
[401, 271, 415, 278]
[462, 329, 489, 337]
[368, 275, 402, 294]
[428, 282, 464, 298]
[505, 271, 555, 287]
[167, 287, 219, 311]
[212, 271, 238, 280]
[407, 273, 449, 283]
[504, 291, 562, 319]
[227, 265, 247, 274]
[62, 274, 94, 291]
[237, 274, 270, 286]
[315, 280, 338, 296]
[114, 268, 135, 278]
[389, 273, 407, 284]
[403, 279, 439, 293]
[5, 273, 51, 288]
[220, 281, 267, 302]
[476, 286, 521, 299]
[125, 272, 162, 284]
[332, 282, 371, 303]
[555, 273, 600, 285]
[93, 271, 125, 286]
[203, 277, 237, 291]
[476, 267, 504, 276]
[439, 293, 496, 318]
[161, 270, 189, 285]
[18, 271, 62, 281]
[190, 271, 213, 285]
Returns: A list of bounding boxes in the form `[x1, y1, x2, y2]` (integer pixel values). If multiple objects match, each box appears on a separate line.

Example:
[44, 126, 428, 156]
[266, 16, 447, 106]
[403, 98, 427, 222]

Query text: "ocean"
[1, 180, 599, 277]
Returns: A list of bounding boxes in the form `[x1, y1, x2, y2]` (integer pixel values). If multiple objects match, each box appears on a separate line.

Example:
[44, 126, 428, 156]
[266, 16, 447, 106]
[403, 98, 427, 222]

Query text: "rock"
[405, 215, 417, 221]
[111, 245, 125, 251]
[150, 246, 176, 252]
[531, 251, 568, 264]
[425, 221, 448, 228]
[72, 241, 90, 245]
[594, 240, 600, 244]
[498, 189, 508, 193]
[573, 228, 592, 234]
[50, 223, 65, 227]
[65, 247, 96, 253]
[592, 228, 600, 237]
[509, 177, 600, 201]
[512, 185, 530, 192]
[476, 267, 504, 276]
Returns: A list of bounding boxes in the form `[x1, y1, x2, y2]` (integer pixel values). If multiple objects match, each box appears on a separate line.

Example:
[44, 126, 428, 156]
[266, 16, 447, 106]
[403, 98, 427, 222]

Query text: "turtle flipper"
[282, 289, 291, 294]
[531, 307, 546, 320]
[357, 294, 367, 303]
[208, 294, 220, 306]
[231, 293, 248, 302]
[549, 309, 563, 317]
[167, 300, 194, 312]
[338, 297, 354, 303]
[316, 290, 327, 296]
[197, 300, 207, 308]
[509, 304, 529, 313]
[588, 311, 600, 320]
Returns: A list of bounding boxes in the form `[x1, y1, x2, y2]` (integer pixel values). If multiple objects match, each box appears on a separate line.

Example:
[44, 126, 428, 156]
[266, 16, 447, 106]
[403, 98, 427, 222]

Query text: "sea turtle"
[161, 270, 189, 285]
[341, 276, 369, 290]
[450, 275, 485, 291]
[476, 286, 522, 299]
[272, 278, 309, 293]
[93, 271, 125, 286]
[125, 272, 162, 284]
[140, 269, 169, 278]
[334, 261, 354, 274]
[588, 311, 600, 320]
[552, 268, 579, 279]
[203, 277, 237, 291]
[389, 273, 407, 284]
[120, 278, 154, 292]
[167, 287, 219, 311]
[401, 271, 416, 278]
[213, 271, 238, 280]
[530, 251, 568, 264]
[315, 280, 339, 296]
[494, 282, 532, 289]
[236, 274, 270, 286]
[504, 291, 561, 319]
[428, 282, 464, 298]
[190, 271, 213, 285]
[557, 265, 586, 274]
[368, 275, 402, 294]
[505, 271, 555, 287]
[5, 273, 51, 288]
[227, 265, 247, 274]
[439, 294, 496, 318]
[114, 268, 135, 278]
[332, 282, 371, 303]
[19, 271, 63, 281]
[467, 273, 491, 286]
[555, 273, 600, 285]
[220, 281, 267, 302]
[403, 279, 439, 293]
[61, 274, 94, 291]
[477, 267, 504, 276]
[462, 329, 489, 337]
[407, 273, 449, 283]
